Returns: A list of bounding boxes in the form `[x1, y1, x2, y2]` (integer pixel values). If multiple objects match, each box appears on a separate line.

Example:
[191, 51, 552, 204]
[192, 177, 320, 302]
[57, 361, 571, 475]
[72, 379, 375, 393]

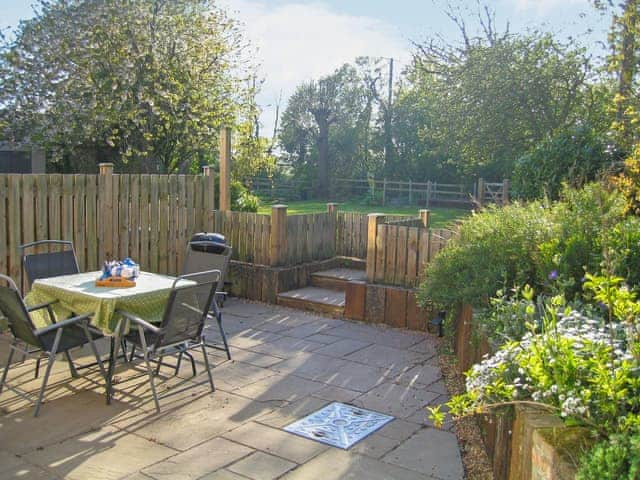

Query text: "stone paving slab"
[280, 449, 435, 480]
[142, 437, 253, 480]
[0, 298, 463, 480]
[383, 428, 465, 480]
[227, 451, 297, 480]
[223, 421, 328, 464]
[29, 425, 178, 480]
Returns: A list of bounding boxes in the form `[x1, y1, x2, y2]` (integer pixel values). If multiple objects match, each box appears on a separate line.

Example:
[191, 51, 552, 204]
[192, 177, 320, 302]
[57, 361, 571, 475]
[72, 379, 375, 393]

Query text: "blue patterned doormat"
[284, 402, 394, 449]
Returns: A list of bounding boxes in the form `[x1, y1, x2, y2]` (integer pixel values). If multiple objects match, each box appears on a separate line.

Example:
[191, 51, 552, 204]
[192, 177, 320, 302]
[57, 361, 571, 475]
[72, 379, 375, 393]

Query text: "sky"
[0, 0, 612, 137]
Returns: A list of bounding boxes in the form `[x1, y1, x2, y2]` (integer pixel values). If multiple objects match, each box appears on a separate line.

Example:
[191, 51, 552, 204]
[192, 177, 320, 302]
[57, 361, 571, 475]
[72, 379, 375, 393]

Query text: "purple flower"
[548, 270, 559, 281]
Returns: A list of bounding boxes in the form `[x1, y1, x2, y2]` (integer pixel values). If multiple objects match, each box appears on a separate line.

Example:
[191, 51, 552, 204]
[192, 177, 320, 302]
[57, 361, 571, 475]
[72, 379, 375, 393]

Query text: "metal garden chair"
[18, 239, 113, 376]
[20, 240, 80, 291]
[0, 274, 107, 417]
[112, 270, 219, 412]
[181, 242, 233, 359]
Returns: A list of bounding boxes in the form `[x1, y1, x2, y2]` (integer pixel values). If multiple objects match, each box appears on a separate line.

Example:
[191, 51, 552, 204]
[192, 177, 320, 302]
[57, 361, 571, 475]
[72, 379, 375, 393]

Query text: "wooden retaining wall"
[0, 165, 215, 289]
[453, 305, 583, 480]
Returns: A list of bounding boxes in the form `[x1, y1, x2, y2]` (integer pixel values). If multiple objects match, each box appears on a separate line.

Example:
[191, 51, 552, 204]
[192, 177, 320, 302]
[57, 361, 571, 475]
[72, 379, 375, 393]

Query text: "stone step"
[277, 287, 345, 317]
[311, 268, 368, 291]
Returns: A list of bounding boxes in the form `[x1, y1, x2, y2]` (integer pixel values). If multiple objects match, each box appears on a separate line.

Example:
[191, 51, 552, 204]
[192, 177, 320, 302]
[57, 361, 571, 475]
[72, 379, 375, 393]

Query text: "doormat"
[284, 402, 394, 449]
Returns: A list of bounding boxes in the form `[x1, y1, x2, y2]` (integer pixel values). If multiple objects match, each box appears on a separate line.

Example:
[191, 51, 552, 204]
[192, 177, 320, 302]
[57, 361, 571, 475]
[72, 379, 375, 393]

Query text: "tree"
[279, 64, 365, 197]
[0, 0, 256, 173]
[410, 10, 593, 178]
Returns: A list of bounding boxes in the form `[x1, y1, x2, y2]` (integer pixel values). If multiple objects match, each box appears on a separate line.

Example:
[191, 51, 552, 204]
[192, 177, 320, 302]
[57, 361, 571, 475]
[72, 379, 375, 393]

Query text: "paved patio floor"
[0, 298, 463, 480]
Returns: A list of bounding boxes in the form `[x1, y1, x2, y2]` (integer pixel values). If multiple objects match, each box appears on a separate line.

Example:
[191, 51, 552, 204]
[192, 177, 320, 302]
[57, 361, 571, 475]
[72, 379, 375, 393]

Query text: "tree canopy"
[0, 0, 262, 174]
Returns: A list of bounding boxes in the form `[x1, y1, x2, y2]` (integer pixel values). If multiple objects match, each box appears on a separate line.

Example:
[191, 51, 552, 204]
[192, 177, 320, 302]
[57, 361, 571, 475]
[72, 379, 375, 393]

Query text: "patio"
[0, 298, 463, 480]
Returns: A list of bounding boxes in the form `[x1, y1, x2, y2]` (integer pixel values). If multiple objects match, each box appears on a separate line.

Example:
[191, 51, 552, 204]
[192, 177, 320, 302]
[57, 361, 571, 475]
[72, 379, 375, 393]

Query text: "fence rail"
[0, 169, 215, 290]
[250, 176, 509, 208]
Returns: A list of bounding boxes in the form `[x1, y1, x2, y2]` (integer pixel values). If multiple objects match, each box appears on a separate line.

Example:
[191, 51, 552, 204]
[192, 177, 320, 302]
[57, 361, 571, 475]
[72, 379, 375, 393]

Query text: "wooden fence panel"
[8, 176, 22, 286]
[336, 212, 368, 259]
[73, 175, 87, 271]
[0, 172, 216, 284]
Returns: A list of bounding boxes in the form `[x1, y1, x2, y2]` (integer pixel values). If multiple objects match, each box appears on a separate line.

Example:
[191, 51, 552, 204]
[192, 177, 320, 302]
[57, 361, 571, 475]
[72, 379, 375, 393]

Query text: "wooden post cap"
[98, 163, 114, 175]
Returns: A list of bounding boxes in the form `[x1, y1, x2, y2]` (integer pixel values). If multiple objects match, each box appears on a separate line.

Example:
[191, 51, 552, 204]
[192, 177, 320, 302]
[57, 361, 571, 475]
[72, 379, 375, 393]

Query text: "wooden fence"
[0, 167, 215, 290]
[212, 211, 271, 265]
[336, 212, 368, 259]
[286, 213, 336, 264]
[366, 213, 458, 288]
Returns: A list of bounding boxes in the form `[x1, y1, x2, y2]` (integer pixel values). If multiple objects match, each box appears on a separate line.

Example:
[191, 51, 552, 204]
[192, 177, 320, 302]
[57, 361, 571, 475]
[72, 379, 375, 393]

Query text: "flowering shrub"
[437, 308, 640, 433]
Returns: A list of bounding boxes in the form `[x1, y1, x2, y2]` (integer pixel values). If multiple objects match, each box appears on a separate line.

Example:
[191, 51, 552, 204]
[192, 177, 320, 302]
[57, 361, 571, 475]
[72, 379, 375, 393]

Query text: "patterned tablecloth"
[26, 271, 191, 334]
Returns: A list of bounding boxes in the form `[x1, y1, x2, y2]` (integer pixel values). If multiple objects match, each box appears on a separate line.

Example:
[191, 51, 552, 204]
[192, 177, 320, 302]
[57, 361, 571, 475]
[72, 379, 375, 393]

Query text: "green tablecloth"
[26, 271, 190, 334]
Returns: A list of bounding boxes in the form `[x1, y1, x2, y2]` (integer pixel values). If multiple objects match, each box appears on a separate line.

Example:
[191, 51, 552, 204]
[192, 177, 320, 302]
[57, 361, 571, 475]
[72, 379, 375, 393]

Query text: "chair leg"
[216, 312, 231, 360]
[155, 355, 164, 376]
[0, 341, 17, 395]
[187, 351, 196, 377]
[34, 357, 41, 379]
[128, 345, 136, 362]
[64, 350, 79, 378]
[35, 329, 62, 417]
[80, 323, 108, 385]
[138, 325, 160, 413]
[107, 324, 124, 405]
[120, 339, 129, 362]
[201, 338, 215, 392]
[175, 351, 183, 374]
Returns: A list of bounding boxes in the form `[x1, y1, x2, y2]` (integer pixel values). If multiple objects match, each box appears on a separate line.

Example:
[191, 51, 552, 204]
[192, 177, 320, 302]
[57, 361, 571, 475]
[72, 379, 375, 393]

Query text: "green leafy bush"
[577, 430, 640, 480]
[419, 183, 628, 309]
[418, 201, 556, 308]
[231, 181, 260, 212]
[512, 126, 620, 201]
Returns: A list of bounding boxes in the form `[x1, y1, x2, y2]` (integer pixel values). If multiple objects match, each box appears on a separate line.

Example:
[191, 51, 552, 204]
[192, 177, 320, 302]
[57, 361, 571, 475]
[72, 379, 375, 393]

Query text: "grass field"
[257, 200, 469, 228]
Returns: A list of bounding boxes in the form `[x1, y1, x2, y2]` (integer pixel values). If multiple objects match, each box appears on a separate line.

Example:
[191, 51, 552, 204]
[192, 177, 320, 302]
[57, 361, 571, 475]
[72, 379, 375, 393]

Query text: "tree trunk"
[316, 117, 330, 199]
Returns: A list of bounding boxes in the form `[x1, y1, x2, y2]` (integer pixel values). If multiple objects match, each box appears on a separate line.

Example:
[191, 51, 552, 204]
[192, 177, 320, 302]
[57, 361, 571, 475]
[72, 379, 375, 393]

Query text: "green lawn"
[257, 200, 469, 228]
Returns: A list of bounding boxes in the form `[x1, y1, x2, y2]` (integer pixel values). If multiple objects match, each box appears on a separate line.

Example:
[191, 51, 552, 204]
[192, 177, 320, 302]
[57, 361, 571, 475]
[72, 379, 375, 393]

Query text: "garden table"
[26, 271, 185, 334]
[25, 271, 194, 403]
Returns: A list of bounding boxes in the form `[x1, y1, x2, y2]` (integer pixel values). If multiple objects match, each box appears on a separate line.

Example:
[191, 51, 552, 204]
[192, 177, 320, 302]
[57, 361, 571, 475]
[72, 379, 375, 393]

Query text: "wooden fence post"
[219, 127, 232, 212]
[203, 165, 215, 230]
[270, 205, 288, 266]
[98, 163, 114, 261]
[420, 209, 431, 228]
[477, 177, 485, 208]
[502, 179, 510, 205]
[366, 213, 385, 282]
[326, 203, 338, 215]
[382, 178, 387, 206]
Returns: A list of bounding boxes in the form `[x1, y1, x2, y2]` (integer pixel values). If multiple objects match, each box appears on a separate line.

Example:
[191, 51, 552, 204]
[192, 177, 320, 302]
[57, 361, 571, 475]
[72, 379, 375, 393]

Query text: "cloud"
[512, 0, 590, 15]
[220, 0, 408, 137]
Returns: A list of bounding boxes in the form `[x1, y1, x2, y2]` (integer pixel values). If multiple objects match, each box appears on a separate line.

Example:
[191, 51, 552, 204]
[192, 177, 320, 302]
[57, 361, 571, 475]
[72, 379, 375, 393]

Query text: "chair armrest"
[34, 312, 93, 336]
[116, 310, 161, 334]
[26, 299, 59, 312]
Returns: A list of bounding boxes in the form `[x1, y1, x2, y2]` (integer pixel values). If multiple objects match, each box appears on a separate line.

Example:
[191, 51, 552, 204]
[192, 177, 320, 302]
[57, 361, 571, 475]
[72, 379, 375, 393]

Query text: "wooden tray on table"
[95, 276, 136, 288]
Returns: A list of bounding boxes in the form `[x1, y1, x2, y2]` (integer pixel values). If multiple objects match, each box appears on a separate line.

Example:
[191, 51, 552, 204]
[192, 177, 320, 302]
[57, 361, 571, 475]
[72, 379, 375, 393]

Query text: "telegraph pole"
[384, 57, 394, 173]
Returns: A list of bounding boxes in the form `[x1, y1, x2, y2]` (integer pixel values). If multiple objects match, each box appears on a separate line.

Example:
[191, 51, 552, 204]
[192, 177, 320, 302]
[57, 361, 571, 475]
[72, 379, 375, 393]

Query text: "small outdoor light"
[428, 311, 446, 337]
